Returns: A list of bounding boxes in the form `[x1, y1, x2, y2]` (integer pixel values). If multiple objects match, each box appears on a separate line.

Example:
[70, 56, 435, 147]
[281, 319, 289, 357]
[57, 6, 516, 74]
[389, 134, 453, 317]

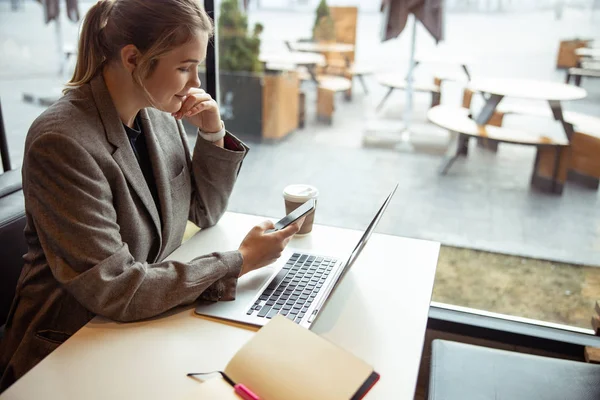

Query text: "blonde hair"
[64, 0, 213, 94]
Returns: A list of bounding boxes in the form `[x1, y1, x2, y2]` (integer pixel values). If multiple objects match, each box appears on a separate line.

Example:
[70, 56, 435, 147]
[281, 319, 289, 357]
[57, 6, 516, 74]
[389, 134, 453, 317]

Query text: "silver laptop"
[195, 184, 398, 329]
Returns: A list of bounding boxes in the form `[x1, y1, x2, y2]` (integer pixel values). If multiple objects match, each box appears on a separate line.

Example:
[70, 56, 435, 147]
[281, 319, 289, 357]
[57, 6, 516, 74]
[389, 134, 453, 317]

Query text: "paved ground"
[1, 2, 599, 266]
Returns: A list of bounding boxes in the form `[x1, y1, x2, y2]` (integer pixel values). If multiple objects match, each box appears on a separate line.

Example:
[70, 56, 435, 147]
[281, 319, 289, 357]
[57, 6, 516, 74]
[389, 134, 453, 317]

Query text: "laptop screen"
[331, 183, 398, 290]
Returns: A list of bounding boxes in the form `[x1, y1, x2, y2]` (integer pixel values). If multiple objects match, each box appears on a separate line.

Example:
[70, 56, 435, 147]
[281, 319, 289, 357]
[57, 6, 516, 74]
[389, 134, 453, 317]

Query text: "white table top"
[415, 52, 473, 67]
[292, 41, 355, 53]
[575, 47, 600, 57]
[1, 212, 440, 400]
[469, 78, 587, 101]
[259, 51, 326, 66]
[375, 72, 440, 92]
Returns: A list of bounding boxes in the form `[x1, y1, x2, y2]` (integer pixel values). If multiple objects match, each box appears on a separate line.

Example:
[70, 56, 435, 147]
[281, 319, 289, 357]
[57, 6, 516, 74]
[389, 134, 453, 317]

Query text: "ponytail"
[64, 1, 114, 93]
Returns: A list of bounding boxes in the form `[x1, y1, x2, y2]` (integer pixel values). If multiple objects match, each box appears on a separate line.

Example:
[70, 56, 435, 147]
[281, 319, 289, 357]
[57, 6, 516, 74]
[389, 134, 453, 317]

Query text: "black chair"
[428, 339, 600, 400]
[0, 98, 27, 339]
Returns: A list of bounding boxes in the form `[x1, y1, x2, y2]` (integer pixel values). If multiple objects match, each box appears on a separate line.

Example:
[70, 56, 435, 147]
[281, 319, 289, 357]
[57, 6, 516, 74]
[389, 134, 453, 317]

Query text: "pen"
[186, 371, 260, 400]
[234, 383, 260, 400]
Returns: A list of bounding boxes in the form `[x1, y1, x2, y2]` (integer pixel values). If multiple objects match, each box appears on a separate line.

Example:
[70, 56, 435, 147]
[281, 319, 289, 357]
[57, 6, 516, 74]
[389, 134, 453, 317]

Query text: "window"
[211, 0, 600, 331]
[1, 0, 597, 332]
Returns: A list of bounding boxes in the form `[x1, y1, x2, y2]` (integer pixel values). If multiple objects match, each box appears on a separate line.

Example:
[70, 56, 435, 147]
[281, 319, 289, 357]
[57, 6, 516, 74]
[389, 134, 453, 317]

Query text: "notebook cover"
[351, 371, 381, 400]
[225, 315, 379, 400]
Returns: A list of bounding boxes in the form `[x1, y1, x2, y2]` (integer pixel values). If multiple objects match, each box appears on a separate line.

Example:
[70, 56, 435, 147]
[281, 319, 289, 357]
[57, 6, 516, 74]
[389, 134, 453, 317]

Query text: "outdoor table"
[415, 53, 473, 80]
[290, 42, 356, 72]
[290, 42, 355, 54]
[468, 78, 587, 141]
[259, 51, 326, 68]
[259, 51, 326, 81]
[375, 52, 472, 112]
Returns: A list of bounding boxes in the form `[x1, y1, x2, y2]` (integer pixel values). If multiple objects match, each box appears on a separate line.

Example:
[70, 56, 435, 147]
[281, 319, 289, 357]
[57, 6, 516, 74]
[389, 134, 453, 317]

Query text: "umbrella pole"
[55, 18, 65, 77]
[398, 14, 417, 149]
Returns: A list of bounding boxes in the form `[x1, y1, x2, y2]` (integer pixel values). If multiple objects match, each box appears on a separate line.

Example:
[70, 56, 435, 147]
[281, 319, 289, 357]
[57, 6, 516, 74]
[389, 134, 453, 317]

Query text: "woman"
[0, 0, 300, 390]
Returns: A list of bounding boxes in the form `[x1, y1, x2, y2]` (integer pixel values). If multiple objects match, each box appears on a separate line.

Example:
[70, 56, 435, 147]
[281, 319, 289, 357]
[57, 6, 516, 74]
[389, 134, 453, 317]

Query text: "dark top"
[123, 115, 160, 215]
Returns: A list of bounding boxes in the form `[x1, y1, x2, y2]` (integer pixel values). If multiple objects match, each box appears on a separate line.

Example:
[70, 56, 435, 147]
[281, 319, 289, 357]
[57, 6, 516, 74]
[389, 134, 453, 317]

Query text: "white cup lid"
[283, 184, 319, 203]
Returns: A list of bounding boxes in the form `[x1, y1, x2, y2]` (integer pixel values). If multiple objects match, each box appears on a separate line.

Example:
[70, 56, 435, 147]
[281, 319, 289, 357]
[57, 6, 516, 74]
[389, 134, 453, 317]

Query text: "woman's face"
[143, 31, 208, 113]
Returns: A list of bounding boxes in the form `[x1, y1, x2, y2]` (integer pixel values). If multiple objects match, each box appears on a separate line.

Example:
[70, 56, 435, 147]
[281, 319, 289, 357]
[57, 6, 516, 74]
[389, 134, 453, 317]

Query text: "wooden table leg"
[531, 146, 569, 194]
[317, 87, 335, 125]
[566, 130, 600, 190]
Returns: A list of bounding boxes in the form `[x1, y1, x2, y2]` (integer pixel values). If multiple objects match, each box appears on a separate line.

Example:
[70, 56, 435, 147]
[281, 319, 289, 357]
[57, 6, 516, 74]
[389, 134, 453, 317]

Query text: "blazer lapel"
[89, 75, 162, 243]
[138, 109, 173, 254]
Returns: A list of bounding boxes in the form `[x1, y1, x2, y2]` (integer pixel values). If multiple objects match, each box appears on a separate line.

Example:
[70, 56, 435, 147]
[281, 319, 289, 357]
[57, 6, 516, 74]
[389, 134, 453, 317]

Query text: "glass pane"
[1, 0, 597, 332]
[212, 0, 600, 331]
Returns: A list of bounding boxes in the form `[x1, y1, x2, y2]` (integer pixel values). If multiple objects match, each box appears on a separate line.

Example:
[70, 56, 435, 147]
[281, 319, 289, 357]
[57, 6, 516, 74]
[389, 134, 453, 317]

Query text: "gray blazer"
[0, 75, 248, 391]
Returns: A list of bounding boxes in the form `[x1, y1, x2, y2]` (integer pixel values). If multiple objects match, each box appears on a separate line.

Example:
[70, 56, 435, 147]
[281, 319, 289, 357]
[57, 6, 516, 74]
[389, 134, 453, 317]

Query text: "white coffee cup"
[282, 184, 319, 234]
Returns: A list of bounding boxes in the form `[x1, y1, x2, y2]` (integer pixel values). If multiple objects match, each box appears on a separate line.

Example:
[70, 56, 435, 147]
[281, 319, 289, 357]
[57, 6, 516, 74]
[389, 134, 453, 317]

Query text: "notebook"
[184, 315, 380, 400]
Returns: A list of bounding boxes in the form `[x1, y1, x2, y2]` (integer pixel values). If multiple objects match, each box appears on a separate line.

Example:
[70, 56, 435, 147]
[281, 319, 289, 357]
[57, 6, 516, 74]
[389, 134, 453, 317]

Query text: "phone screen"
[273, 198, 316, 231]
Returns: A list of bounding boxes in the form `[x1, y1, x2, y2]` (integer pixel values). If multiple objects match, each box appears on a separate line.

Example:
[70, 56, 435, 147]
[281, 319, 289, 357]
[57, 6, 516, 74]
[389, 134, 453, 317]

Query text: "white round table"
[291, 42, 355, 54]
[575, 47, 600, 58]
[375, 72, 440, 93]
[468, 77, 587, 142]
[259, 51, 326, 67]
[469, 78, 587, 101]
[415, 53, 473, 80]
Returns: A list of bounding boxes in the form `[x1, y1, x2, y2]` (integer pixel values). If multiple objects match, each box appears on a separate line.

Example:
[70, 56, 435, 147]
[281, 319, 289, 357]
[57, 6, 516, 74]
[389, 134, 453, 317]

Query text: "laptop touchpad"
[237, 266, 276, 292]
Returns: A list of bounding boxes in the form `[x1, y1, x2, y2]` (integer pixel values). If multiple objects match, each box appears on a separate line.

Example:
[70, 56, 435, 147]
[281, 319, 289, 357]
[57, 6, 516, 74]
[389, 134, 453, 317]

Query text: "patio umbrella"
[38, 0, 80, 24]
[36, 0, 81, 75]
[381, 0, 443, 44]
[380, 0, 444, 147]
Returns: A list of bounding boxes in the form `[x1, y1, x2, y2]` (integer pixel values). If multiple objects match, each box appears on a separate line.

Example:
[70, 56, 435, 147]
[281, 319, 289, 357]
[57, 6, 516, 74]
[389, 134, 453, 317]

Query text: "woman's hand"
[172, 88, 222, 133]
[237, 219, 305, 277]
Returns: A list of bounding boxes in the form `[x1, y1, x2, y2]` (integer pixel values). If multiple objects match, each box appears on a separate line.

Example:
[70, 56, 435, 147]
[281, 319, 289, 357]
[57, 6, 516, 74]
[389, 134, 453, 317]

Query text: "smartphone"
[268, 198, 316, 232]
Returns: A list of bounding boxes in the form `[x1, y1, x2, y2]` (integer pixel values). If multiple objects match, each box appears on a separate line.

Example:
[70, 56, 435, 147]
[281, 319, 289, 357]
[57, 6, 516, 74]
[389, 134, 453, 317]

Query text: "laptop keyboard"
[246, 253, 337, 324]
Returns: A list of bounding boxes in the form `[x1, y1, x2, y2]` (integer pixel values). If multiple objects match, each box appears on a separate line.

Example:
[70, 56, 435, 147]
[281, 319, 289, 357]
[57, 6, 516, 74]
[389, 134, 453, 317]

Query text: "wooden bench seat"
[428, 106, 569, 147]
[428, 105, 569, 194]
[265, 63, 298, 72]
[489, 105, 600, 189]
[496, 105, 600, 136]
[316, 76, 352, 124]
[317, 75, 352, 91]
[584, 301, 600, 364]
[566, 67, 600, 86]
[581, 60, 600, 70]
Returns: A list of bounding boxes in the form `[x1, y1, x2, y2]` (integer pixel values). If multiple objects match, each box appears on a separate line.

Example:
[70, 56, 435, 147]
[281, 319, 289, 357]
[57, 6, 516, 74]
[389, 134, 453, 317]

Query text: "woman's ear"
[120, 44, 140, 73]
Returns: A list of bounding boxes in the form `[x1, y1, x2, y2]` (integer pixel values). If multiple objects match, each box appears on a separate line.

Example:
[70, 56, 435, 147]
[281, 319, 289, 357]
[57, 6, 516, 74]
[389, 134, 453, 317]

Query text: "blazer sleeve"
[176, 121, 248, 228]
[24, 133, 243, 322]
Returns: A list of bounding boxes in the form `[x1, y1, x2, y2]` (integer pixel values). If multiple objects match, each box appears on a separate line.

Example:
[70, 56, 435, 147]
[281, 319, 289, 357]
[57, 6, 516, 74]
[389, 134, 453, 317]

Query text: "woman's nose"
[191, 72, 201, 88]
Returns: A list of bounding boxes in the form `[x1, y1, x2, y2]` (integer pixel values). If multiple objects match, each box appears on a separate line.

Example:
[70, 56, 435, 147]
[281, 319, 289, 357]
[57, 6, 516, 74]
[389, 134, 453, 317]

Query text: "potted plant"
[312, 0, 336, 43]
[211, 0, 299, 141]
